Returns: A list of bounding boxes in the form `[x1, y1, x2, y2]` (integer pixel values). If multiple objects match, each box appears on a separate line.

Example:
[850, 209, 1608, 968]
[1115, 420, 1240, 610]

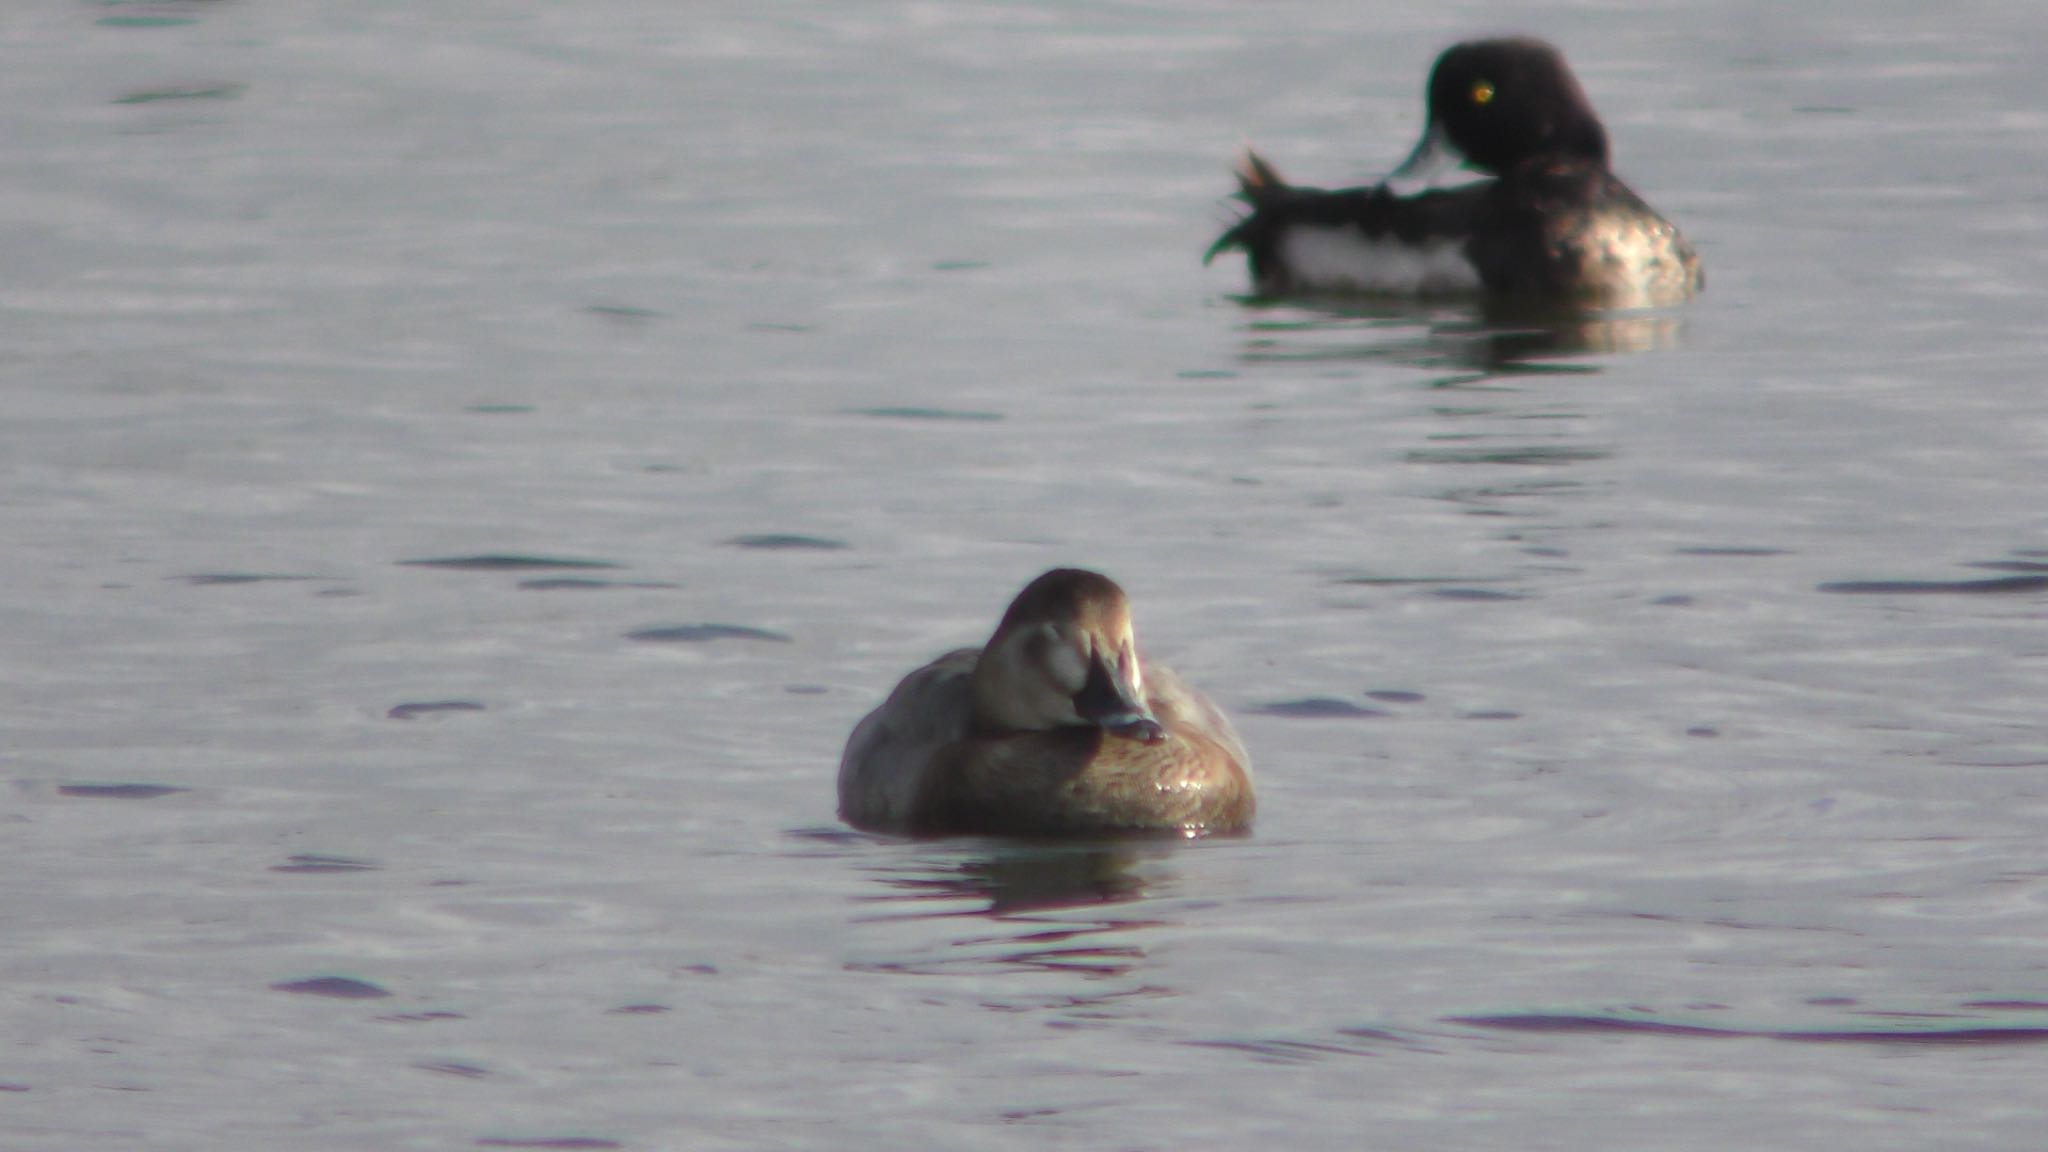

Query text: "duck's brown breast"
[919, 725, 1253, 838]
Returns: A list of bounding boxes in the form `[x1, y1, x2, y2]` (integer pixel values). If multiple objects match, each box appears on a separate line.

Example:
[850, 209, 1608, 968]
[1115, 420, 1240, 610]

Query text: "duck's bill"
[1074, 656, 1166, 744]
[1104, 715, 1167, 745]
[1385, 120, 1471, 190]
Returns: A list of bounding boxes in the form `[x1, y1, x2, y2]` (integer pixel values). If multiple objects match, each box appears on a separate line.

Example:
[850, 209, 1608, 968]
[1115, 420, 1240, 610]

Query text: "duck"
[837, 568, 1254, 837]
[1205, 37, 1702, 307]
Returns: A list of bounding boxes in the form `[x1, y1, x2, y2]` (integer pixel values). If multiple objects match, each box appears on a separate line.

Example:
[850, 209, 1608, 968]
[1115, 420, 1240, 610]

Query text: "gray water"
[5, 1, 2047, 1148]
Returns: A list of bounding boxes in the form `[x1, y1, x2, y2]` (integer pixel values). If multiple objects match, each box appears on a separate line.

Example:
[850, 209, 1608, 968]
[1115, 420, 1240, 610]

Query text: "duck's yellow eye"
[1471, 80, 1496, 106]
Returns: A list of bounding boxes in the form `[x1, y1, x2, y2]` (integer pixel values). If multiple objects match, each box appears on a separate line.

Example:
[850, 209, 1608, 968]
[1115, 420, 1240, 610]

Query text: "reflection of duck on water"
[850, 845, 1168, 985]
[1232, 296, 1687, 377]
[838, 569, 1253, 838]
[861, 844, 1155, 918]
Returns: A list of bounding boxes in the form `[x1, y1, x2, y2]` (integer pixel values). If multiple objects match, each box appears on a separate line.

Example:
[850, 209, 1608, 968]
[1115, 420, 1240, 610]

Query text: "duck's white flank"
[1277, 226, 1482, 295]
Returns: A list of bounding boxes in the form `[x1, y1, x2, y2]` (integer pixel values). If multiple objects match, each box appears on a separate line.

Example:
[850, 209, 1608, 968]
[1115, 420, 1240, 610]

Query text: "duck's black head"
[1421, 38, 1609, 175]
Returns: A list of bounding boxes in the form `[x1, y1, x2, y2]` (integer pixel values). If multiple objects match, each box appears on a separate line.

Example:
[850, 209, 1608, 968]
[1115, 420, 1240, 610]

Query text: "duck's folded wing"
[1143, 663, 1251, 779]
[837, 649, 979, 832]
[1207, 153, 1490, 291]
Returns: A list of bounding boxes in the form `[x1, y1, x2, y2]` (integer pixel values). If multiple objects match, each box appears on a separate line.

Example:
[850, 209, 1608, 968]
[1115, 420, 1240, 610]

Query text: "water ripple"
[1452, 1010, 2048, 1045]
[1819, 574, 2048, 595]
[624, 624, 792, 643]
[1252, 697, 1388, 719]
[401, 555, 622, 572]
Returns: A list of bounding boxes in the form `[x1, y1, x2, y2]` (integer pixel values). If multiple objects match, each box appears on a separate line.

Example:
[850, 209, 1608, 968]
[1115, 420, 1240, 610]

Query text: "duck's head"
[971, 568, 1166, 745]
[1390, 37, 1609, 184]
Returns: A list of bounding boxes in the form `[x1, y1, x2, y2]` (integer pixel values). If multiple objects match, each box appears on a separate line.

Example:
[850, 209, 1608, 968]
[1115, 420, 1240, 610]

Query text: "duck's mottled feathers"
[1464, 154, 1701, 300]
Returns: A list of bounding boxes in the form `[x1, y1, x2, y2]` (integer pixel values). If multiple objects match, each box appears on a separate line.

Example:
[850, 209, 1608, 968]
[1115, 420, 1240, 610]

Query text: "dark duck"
[1206, 38, 1702, 307]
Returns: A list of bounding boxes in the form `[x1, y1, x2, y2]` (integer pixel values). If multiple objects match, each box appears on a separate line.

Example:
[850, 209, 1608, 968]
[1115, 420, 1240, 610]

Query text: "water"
[5, 1, 2047, 1148]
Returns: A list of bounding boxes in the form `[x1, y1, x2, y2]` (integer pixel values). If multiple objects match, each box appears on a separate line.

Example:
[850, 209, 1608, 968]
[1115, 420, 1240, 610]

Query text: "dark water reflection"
[1817, 552, 2048, 596]
[1228, 297, 1659, 503]
[1453, 1009, 2048, 1046]
[845, 843, 1177, 997]
[857, 843, 1160, 918]
[1190, 1004, 2048, 1067]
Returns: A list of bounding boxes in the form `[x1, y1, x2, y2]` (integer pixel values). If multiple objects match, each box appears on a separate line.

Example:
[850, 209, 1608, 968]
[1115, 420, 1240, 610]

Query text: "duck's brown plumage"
[838, 569, 1253, 838]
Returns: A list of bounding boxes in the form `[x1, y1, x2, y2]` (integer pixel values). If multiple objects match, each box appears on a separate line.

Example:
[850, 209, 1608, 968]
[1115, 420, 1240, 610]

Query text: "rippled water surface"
[5, 2, 2047, 1148]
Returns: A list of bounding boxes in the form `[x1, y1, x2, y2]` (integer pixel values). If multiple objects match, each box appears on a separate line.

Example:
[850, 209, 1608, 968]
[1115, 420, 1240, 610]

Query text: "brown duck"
[838, 569, 1253, 837]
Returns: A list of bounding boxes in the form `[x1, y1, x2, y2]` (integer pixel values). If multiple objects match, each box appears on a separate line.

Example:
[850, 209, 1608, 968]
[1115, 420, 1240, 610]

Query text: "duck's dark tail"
[1203, 149, 1290, 266]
